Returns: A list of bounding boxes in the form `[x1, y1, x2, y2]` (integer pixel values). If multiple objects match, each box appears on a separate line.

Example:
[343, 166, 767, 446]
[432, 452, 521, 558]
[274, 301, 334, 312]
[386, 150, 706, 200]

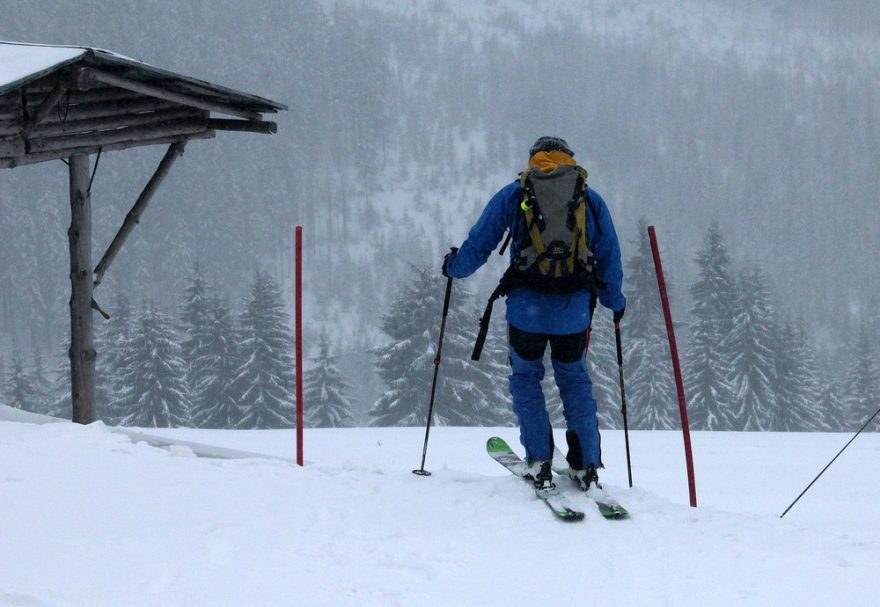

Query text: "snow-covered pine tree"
[621, 220, 679, 430]
[814, 381, 848, 432]
[684, 223, 738, 430]
[840, 323, 879, 431]
[303, 329, 355, 428]
[370, 265, 511, 427]
[47, 346, 71, 419]
[589, 311, 624, 430]
[231, 271, 295, 429]
[30, 348, 53, 414]
[722, 266, 778, 431]
[99, 292, 136, 425]
[772, 320, 826, 431]
[191, 297, 246, 428]
[3, 350, 36, 411]
[179, 262, 212, 384]
[476, 311, 516, 427]
[117, 305, 192, 427]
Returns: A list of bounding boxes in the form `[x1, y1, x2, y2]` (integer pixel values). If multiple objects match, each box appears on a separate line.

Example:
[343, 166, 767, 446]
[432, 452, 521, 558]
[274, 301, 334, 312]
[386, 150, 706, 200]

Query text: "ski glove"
[441, 247, 459, 278]
[613, 305, 625, 323]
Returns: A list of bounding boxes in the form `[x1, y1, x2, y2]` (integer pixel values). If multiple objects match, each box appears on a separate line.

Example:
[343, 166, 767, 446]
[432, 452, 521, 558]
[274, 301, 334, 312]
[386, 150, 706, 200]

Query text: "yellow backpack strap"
[520, 171, 550, 274]
[568, 167, 589, 273]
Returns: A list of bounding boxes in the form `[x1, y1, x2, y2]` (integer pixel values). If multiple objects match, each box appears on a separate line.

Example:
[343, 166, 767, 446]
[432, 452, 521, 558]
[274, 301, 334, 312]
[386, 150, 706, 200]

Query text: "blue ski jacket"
[446, 181, 625, 334]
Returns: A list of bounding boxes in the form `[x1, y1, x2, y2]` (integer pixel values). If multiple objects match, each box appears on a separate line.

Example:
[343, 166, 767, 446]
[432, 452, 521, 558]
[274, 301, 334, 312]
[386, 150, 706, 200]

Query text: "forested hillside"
[1, 0, 878, 429]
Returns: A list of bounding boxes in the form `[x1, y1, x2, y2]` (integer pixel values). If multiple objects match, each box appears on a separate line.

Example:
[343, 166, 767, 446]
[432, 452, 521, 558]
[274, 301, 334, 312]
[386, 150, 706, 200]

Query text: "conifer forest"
[1, 1, 878, 432]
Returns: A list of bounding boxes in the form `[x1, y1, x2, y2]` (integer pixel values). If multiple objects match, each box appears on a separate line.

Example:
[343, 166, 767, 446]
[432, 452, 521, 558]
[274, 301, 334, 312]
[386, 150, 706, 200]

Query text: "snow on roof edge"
[0, 41, 86, 95]
[0, 41, 287, 112]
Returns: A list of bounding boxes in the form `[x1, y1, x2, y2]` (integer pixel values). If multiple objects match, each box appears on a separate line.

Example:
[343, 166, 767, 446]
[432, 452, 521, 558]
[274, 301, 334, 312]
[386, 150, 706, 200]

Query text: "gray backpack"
[511, 164, 599, 290]
[472, 164, 604, 360]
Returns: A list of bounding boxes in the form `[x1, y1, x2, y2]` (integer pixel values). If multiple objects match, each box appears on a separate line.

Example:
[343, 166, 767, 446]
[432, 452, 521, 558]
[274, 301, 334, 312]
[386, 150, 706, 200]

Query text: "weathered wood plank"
[75, 67, 263, 121]
[24, 118, 209, 155]
[0, 110, 203, 139]
[31, 107, 205, 138]
[0, 136, 25, 157]
[20, 83, 68, 140]
[0, 120, 21, 136]
[17, 86, 143, 110]
[0, 92, 23, 119]
[39, 97, 178, 124]
[206, 118, 277, 134]
[0, 130, 214, 168]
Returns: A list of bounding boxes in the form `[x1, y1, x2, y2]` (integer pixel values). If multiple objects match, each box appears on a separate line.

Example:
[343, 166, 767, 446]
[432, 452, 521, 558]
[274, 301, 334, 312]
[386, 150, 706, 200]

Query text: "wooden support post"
[68, 154, 96, 424]
[93, 141, 187, 287]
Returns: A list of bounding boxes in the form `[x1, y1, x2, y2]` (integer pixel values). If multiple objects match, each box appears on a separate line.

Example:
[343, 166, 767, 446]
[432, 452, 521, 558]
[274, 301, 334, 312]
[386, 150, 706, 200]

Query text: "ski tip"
[486, 436, 511, 452]
[560, 509, 586, 522]
[597, 504, 629, 519]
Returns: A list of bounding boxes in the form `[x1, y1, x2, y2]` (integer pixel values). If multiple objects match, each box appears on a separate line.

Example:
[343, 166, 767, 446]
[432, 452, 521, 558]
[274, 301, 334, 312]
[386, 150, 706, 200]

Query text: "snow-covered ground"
[2, 416, 878, 606]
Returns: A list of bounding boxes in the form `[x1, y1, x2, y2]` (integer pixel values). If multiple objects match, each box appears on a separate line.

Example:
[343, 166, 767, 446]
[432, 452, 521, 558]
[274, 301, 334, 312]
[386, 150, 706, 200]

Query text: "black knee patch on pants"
[509, 324, 549, 361]
[549, 332, 586, 363]
[509, 325, 586, 363]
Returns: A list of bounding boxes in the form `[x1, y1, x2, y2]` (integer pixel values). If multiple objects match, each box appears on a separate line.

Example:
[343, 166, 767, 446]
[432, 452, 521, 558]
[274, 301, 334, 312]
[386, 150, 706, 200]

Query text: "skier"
[443, 136, 625, 491]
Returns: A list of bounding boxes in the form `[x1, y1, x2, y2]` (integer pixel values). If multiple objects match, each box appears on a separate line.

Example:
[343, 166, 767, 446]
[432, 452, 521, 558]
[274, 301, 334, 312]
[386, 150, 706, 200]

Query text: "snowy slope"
[2, 419, 878, 606]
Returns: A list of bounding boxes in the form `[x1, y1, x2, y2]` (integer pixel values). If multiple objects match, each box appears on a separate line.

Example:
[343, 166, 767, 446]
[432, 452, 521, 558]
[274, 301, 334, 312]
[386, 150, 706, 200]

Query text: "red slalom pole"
[648, 225, 697, 507]
[295, 226, 304, 467]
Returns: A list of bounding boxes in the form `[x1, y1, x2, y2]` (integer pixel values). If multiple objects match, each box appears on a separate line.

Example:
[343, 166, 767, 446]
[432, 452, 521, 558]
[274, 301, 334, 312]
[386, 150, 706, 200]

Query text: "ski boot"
[522, 460, 555, 493]
[569, 464, 601, 491]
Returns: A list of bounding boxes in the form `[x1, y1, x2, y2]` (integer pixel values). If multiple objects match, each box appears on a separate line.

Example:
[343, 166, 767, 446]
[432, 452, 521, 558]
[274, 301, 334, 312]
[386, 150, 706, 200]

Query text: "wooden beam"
[93, 141, 187, 287]
[207, 118, 277, 134]
[0, 120, 20, 136]
[0, 130, 214, 169]
[31, 107, 205, 138]
[3, 118, 208, 157]
[20, 82, 67, 141]
[68, 153, 96, 424]
[0, 93, 23, 121]
[0, 100, 19, 115]
[39, 97, 178, 124]
[3, 88, 134, 112]
[75, 67, 263, 121]
[0, 136, 25, 157]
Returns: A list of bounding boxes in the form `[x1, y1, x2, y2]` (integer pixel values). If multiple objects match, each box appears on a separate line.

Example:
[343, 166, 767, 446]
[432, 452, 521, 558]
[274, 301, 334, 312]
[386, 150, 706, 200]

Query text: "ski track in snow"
[1, 422, 878, 606]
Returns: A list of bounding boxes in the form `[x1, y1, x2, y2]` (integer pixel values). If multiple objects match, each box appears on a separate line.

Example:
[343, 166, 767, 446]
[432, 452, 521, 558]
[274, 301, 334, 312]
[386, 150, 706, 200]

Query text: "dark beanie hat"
[529, 136, 574, 157]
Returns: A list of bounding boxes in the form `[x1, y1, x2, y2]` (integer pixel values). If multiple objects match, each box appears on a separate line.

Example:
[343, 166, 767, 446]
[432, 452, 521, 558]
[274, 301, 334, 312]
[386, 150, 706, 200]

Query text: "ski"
[487, 437, 584, 522]
[552, 446, 629, 519]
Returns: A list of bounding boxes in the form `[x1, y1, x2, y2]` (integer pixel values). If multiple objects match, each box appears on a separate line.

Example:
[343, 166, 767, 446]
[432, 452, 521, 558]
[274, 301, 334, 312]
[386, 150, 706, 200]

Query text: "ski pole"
[413, 273, 454, 477]
[780, 404, 880, 518]
[614, 319, 633, 488]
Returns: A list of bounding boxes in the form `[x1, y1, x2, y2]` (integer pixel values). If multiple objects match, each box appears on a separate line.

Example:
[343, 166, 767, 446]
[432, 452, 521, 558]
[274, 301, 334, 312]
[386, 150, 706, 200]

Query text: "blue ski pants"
[508, 324, 602, 469]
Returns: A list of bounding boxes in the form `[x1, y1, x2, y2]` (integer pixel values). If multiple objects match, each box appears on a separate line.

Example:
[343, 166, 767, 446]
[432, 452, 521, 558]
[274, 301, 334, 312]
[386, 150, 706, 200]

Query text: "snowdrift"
[2, 412, 878, 606]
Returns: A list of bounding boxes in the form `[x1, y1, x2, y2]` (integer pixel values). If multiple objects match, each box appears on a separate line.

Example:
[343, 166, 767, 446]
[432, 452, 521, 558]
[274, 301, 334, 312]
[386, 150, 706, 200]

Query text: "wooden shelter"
[0, 41, 287, 423]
